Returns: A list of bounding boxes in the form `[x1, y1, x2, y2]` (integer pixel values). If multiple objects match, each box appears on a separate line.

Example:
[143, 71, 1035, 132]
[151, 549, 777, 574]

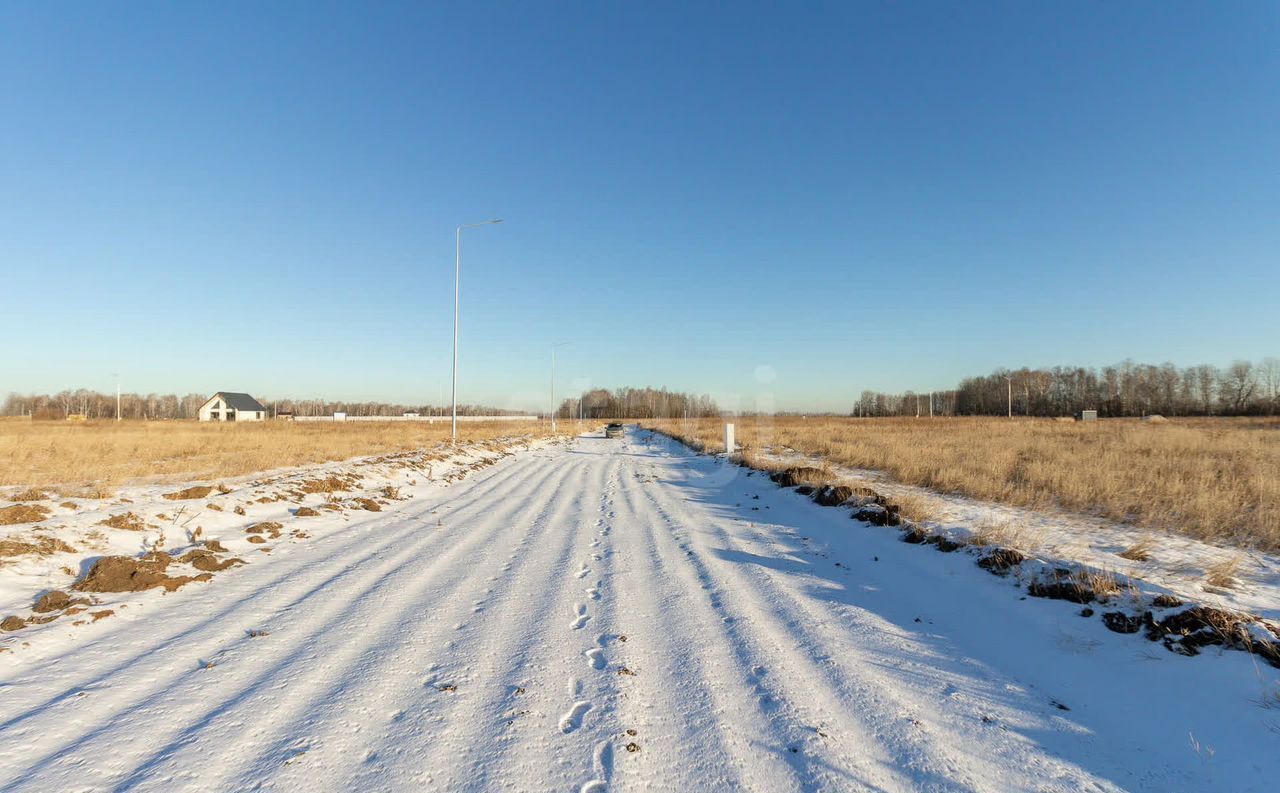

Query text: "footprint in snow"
[560, 701, 592, 733]
[570, 603, 590, 630]
[575, 565, 591, 579]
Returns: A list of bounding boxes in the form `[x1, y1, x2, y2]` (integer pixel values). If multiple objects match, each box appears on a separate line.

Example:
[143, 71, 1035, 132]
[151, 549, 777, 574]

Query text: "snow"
[755, 447, 1280, 622]
[1, 428, 1277, 791]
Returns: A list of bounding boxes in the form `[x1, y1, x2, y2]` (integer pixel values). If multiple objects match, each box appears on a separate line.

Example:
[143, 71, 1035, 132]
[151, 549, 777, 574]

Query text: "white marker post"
[724, 422, 735, 457]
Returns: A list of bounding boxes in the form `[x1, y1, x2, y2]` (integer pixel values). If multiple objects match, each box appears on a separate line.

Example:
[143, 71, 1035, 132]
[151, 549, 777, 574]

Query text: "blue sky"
[2, 2, 1277, 412]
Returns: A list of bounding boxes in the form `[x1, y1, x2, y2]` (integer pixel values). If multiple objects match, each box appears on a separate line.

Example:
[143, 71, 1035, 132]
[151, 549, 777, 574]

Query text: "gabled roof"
[207, 392, 267, 412]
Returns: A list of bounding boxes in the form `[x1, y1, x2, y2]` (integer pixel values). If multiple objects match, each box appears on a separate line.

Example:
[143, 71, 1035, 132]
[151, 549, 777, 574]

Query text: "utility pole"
[451, 219, 503, 443]
[1005, 375, 1013, 419]
[929, 391, 934, 418]
[112, 373, 121, 422]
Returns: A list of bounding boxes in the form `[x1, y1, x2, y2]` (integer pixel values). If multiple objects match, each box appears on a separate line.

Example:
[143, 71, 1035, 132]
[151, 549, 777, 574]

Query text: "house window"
[210, 411, 220, 420]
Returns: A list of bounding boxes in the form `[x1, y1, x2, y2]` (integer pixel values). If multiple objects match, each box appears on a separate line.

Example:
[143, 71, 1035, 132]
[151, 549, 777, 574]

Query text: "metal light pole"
[451, 219, 503, 444]
[551, 341, 570, 432]
[112, 373, 120, 422]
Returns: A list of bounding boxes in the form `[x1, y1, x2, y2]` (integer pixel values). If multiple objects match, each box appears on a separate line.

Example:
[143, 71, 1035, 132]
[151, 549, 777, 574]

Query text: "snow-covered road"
[2, 430, 1276, 791]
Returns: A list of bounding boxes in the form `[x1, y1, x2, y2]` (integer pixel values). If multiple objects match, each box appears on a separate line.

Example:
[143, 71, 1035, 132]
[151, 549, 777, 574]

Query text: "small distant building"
[198, 392, 268, 422]
[1075, 409, 1098, 422]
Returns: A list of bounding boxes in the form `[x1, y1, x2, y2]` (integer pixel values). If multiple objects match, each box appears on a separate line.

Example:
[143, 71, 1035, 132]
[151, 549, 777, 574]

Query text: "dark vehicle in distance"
[605, 423, 625, 439]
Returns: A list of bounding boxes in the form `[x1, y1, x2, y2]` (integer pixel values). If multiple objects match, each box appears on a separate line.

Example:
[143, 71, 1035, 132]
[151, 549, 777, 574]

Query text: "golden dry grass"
[643, 416, 1280, 551]
[0, 419, 561, 494]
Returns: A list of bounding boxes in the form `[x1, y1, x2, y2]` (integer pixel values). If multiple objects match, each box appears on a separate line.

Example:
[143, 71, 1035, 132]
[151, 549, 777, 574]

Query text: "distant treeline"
[855, 359, 1280, 418]
[557, 387, 719, 420]
[0, 391, 513, 420]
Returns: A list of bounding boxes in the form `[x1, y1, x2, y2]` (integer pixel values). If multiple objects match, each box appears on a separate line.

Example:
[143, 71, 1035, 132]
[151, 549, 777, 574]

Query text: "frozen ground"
[1, 428, 1278, 791]
[754, 449, 1280, 623]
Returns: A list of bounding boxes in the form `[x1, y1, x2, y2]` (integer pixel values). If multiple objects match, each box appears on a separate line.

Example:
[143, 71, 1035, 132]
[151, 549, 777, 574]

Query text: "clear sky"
[2, 2, 1277, 412]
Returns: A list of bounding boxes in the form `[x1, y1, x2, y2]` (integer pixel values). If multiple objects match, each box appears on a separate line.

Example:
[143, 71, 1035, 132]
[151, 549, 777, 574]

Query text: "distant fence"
[293, 414, 539, 423]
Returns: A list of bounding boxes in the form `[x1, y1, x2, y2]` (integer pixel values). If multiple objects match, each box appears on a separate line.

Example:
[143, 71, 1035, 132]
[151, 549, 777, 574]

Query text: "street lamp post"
[551, 341, 570, 433]
[451, 219, 503, 444]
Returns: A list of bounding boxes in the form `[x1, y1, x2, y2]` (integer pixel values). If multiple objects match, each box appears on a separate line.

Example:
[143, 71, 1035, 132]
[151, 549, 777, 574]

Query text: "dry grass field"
[641, 416, 1280, 552]
[0, 418, 561, 494]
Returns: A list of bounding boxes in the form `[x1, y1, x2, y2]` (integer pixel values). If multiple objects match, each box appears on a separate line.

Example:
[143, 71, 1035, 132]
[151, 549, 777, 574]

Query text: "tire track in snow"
[0, 449, 564, 791]
[603, 456, 759, 791]
[226, 450, 594, 791]
[368, 451, 600, 789]
[664, 460, 1119, 792]
[626, 451, 911, 791]
[467, 450, 625, 791]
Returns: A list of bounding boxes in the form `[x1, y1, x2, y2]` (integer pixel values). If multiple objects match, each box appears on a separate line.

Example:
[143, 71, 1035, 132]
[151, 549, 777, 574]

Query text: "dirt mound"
[298, 476, 356, 494]
[162, 486, 214, 501]
[245, 521, 282, 538]
[851, 504, 900, 527]
[1143, 606, 1276, 661]
[0, 535, 76, 559]
[99, 511, 147, 531]
[977, 548, 1026, 575]
[929, 535, 963, 552]
[177, 549, 245, 572]
[73, 552, 212, 593]
[770, 467, 826, 488]
[294, 507, 320, 517]
[850, 487, 886, 506]
[32, 590, 89, 613]
[1141, 415, 1169, 424]
[0, 504, 51, 525]
[900, 526, 929, 544]
[813, 485, 853, 507]
[1028, 578, 1095, 604]
[1102, 611, 1146, 634]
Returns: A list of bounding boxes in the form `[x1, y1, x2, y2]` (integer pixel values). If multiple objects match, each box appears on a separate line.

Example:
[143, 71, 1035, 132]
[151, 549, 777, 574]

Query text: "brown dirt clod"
[162, 486, 214, 501]
[0, 535, 77, 558]
[32, 590, 89, 613]
[1027, 578, 1096, 604]
[73, 552, 210, 593]
[976, 548, 1026, 575]
[178, 550, 245, 572]
[98, 511, 147, 531]
[770, 467, 826, 489]
[0, 504, 51, 526]
[813, 485, 854, 507]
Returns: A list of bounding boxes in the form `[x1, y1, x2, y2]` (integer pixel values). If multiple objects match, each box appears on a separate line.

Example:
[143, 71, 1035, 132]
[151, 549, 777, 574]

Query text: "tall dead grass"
[643, 416, 1280, 551]
[0, 419, 559, 493]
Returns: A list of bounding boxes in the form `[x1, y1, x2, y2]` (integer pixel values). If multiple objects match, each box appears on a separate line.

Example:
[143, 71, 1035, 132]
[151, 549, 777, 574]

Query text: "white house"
[198, 392, 268, 422]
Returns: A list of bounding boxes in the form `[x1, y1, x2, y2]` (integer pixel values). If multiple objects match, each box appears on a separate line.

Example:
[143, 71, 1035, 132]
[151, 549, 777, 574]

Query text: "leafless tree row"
[557, 387, 719, 420]
[853, 358, 1280, 418]
[0, 391, 512, 420]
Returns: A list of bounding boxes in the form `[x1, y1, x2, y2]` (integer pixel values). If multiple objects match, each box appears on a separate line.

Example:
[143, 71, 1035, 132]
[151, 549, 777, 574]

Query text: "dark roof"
[212, 392, 266, 412]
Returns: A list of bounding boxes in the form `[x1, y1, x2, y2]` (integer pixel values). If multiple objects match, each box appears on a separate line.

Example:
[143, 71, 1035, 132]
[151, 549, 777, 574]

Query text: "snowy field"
[1, 428, 1278, 791]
